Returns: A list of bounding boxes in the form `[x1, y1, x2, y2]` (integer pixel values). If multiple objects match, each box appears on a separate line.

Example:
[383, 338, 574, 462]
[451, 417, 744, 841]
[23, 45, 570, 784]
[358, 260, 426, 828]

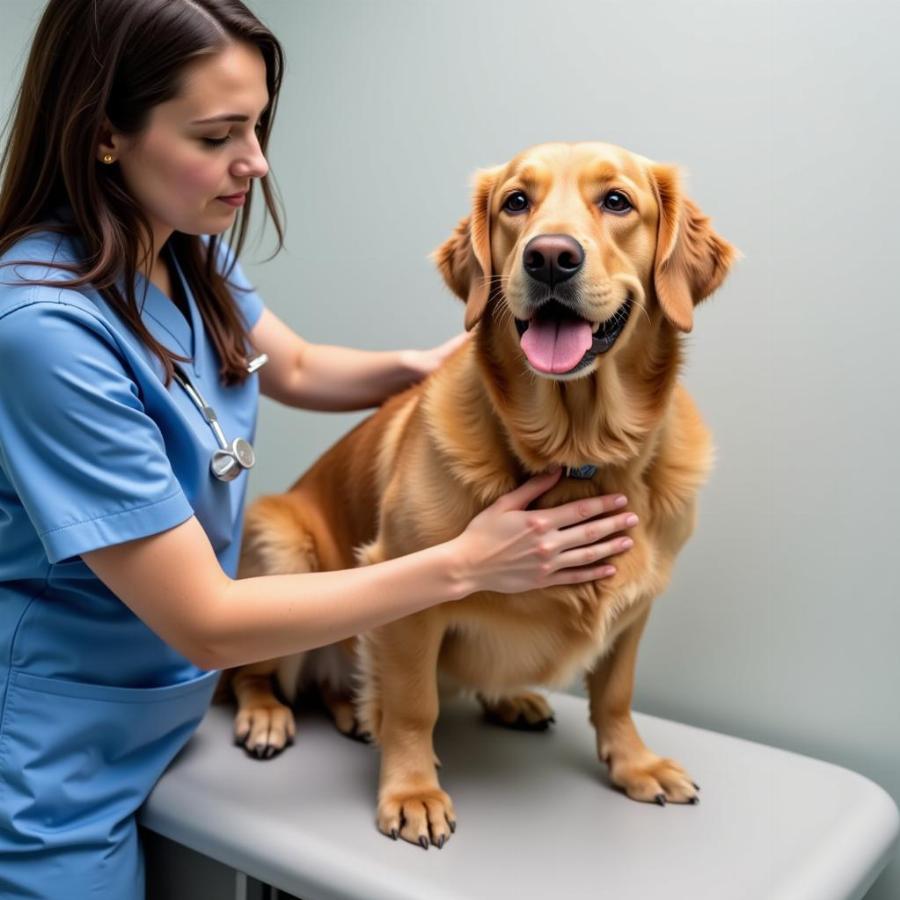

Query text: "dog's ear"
[432, 166, 502, 331]
[648, 164, 738, 333]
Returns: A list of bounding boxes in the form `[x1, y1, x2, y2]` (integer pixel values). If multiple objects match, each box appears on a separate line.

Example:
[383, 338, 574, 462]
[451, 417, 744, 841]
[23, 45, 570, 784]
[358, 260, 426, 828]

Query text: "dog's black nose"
[523, 234, 584, 286]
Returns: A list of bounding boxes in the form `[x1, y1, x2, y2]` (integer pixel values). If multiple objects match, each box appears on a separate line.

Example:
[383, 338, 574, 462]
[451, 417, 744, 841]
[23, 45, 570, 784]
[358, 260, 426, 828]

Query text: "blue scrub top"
[0, 209, 265, 898]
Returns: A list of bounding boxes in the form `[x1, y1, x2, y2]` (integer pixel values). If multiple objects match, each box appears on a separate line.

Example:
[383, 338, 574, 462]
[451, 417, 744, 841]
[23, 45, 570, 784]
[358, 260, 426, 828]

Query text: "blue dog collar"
[565, 464, 597, 479]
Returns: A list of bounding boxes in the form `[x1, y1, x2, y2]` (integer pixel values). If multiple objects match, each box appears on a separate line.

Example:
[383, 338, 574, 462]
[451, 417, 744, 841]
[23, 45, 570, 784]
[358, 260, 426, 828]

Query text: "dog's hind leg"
[320, 680, 371, 743]
[309, 640, 372, 743]
[477, 690, 556, 731]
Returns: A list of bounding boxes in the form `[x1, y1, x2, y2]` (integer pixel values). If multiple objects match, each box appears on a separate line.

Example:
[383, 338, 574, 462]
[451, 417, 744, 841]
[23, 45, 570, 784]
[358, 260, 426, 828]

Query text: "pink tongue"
[520, 318, 593, 374]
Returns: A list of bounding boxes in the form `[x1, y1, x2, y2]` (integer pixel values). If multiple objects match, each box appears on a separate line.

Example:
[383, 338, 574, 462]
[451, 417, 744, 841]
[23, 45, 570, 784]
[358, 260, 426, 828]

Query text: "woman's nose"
[233, 147, 269, 181]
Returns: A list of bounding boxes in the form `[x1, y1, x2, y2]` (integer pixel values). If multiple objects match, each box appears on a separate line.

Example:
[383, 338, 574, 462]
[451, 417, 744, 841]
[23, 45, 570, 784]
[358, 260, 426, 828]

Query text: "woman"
[0, 1, 637, 897]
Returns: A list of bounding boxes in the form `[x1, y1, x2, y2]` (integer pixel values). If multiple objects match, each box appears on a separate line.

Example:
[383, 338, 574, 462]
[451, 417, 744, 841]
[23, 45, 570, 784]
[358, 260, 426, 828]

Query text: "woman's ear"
[96, 116, 130, 163]
[649, 163, 738, 333]
[432, 165, 503, 331]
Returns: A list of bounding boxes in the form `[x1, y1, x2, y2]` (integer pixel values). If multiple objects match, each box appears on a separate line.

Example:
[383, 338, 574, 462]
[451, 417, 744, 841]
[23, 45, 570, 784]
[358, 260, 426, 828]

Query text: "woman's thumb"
[501, 466, 562, 510]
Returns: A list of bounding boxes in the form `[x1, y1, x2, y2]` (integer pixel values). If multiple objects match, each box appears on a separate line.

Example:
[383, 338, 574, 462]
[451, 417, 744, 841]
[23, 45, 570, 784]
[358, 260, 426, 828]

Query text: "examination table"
[139, 692, 899, 900]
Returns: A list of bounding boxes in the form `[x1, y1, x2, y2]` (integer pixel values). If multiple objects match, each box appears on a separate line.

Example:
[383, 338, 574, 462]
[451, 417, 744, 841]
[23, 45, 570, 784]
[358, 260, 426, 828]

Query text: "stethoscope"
[172, 353, 268, 482]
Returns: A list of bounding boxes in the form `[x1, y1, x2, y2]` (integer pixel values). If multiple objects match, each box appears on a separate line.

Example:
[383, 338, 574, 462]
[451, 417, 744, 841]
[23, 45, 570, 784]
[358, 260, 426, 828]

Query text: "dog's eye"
[503, 191, 530, 214]
[601, 191, 632, 214]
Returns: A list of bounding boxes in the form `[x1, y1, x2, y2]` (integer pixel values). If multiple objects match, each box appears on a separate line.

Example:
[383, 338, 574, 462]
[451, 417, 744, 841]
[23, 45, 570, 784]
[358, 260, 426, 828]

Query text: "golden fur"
[223, 141, 736, 847]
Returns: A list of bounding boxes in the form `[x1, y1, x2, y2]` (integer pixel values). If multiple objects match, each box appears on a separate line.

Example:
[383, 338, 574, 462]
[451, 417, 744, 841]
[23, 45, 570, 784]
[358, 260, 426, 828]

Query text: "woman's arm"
[81, 471, 635, 670]
[83, 515, 469, 669]
[250, 307, 468, 411]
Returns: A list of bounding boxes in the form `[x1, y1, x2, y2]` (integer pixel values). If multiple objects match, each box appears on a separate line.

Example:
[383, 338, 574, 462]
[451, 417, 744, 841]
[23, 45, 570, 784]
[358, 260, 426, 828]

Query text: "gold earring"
[102, 153, 114, 164]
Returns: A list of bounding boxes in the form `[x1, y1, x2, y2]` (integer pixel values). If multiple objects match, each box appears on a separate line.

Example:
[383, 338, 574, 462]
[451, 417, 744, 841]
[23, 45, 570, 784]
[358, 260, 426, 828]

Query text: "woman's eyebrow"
[191, 102, 270, 125]
[191, 113, 250, 124]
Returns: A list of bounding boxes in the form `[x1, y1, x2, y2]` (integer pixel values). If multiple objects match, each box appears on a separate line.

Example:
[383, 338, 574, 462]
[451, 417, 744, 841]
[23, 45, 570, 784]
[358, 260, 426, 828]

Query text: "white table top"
[140, 692, 899, 900]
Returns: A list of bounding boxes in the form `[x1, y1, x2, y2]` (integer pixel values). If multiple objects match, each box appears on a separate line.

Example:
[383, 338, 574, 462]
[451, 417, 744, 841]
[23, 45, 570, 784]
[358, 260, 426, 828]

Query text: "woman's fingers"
[496, 467, 563, 511]
[542, 505, 639, 583]
[543, 492, 628, 530]
[551, 536, 632, 574]
[459, 477, 640, 595]
[554, 512, 639, 554]
[547, 562, 618, 587]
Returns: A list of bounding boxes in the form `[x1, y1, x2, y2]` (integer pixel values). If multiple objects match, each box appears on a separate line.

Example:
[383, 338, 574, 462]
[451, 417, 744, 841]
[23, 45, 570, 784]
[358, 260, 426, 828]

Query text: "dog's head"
[434, 142, 737, 380]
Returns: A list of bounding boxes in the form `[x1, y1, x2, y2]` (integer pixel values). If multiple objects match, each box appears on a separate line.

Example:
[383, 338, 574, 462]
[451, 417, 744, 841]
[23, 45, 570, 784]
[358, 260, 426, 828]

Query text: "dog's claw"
[655, 793, 667, 806]
[343, 722, 374, 745]
[389, 828, 399, 840]
[418, 836, 429, 850]
[436, 835, 446, 849]
[692, 781, 701, 791]
[689, 795, 700, 805]
[448, 820, 457, 834]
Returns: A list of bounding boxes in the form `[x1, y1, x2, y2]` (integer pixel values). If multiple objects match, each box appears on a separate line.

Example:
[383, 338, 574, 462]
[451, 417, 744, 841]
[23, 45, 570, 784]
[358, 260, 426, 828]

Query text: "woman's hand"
[405, 331, 472, 381]
[450, 468, 638, 597]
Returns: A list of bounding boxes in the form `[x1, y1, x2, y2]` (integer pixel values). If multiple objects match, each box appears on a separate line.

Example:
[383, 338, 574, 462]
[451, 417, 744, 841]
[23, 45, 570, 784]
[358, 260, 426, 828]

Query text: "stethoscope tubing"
[171, 354, 267, 481]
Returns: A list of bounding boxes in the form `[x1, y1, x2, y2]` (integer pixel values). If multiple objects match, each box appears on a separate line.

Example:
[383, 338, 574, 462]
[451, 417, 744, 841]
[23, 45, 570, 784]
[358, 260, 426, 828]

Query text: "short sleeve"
[209, 237, 265, 330]
[0, 298, 194, 564]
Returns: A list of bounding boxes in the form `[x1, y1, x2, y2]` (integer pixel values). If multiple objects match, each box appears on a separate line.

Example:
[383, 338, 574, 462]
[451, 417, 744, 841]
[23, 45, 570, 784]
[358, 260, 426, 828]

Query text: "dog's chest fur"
[432, 514, 674, 692]
[361, 347, 712, 694]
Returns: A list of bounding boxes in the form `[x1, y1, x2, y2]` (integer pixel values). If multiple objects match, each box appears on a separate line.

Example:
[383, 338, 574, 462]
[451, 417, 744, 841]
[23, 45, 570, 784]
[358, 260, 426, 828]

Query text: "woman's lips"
[217, 193, 246, 207]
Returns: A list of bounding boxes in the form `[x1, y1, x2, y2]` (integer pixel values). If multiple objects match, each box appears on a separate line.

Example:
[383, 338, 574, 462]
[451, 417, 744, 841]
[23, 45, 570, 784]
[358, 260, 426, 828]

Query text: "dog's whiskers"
[495, 305, 517, 331]
[475, 273, 515, 290]
[630, 296, 652, 328]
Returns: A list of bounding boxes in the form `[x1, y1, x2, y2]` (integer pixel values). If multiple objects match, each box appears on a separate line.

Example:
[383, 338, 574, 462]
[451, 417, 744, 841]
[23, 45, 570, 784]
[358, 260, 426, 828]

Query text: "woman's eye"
[503, 191, 529, 214]
[202, 123, 263, 149]
[601, 190, 632, 214]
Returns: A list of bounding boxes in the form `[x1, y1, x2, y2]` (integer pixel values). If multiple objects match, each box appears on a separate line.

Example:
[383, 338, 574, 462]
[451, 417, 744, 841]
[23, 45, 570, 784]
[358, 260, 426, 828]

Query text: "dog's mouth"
[514, 297, 634, 375]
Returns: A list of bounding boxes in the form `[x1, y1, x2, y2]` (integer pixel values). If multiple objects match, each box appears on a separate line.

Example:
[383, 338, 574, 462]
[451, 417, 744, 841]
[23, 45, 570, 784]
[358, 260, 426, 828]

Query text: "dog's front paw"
[378, 786, 457, 849]
[233, 701, 296, 759]
[606, 752, 700, 805]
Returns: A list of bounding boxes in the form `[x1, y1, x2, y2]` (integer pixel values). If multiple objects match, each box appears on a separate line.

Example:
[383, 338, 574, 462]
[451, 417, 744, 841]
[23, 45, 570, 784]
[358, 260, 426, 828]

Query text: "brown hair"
[0, 0, 285, 386]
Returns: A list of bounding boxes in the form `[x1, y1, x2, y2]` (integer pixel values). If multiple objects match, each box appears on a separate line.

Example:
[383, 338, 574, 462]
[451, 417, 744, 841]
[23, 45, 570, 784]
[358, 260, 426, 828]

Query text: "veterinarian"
[0, 2, 638, 897]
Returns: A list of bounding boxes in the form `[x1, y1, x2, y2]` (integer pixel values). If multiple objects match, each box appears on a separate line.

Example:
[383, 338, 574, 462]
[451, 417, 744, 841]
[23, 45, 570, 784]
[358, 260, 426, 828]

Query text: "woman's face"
[103, 41, 270, 249]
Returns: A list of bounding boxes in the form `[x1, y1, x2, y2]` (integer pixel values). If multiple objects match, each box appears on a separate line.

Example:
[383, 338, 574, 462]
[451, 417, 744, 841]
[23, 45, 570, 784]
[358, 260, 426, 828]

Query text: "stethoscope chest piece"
[172, 363, 259, 483]
[211, 438, 256, 482]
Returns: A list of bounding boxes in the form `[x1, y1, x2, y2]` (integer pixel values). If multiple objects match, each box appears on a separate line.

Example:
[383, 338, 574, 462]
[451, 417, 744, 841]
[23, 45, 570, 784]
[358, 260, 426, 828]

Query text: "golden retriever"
[223, 141, 736, 849]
